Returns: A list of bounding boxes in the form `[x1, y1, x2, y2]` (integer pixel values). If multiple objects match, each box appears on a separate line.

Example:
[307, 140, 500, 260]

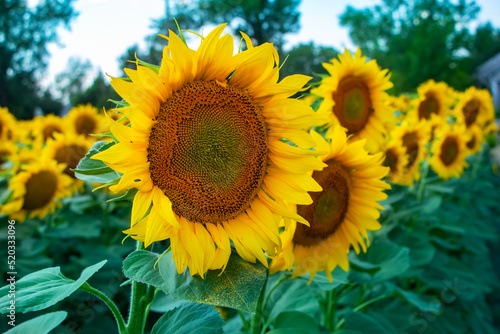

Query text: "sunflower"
[312, 49, 393, 153]
[0, 141, 18, 172]
[269, 126, 390, 281]
[389, 120, 431, 186]
[453, 87, 495, 129]
[42, 132, 93, 191]
[382, 139, 409, 185]
[32, 114, 66, 146]
[429, 124, 468, 180]
[464, 124, 484, 155]
[1, 157, 73, 222]
[0, 107, 16, 142]
[409, 80, 454, 123]
[9, 146, 38, 173]
[93, 25, 324, 276]
[65, 104, 105, 139]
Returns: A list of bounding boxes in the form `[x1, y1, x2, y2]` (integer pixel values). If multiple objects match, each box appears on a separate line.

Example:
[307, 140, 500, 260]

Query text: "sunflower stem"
[250, 270, 268, 334]
[80, 282, 128, 334]
[325, 289, 337, 331]
[126, 241, 150, 334]
[417, 160, 430, 201]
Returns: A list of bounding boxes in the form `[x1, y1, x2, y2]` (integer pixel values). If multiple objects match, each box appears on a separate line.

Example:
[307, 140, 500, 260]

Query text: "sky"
[44, 0, 500, 89]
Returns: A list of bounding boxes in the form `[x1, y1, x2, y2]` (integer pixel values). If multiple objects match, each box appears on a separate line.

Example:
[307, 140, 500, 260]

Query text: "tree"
[280, 43, 339, 80]
[0, 0, 77, 118]
[467, 22, 500, 72]
[340, 0, 480, 94]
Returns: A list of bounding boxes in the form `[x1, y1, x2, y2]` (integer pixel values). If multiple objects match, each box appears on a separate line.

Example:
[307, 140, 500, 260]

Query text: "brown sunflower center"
[0, 121, 3, 138]
[332, 76, 373, 136]
[402, 132, 419, 168]
[466, 135, 476, 149]
[383, 148, 398, 173]
[147, 80, 268, 224]
[418, 92, 440, 120]
[439, 136, 458, 166]
[463, 98, 480, 127]
[0, 149, 9, 166]
[22, 171, 58, 211]
[43, 124, 63, 141]
[293, 160, 351, 246]
[75, 115, 97, 136]
[54, 144, 88, 178]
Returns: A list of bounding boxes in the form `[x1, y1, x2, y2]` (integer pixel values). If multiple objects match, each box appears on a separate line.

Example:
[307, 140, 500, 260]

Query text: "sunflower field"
[1, 24, 499, 334]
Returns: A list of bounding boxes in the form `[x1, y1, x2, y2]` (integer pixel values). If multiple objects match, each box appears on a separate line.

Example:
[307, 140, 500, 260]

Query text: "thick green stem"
[250, 271, 268, 334]
[126, 242, 152, 334]
[325, 289, 337, 332]
[417, 160, 430, 202]
[80, 283, 128, 334]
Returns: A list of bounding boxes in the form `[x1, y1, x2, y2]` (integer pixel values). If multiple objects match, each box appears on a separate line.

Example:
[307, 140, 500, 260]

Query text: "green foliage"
[123, 250, 267, 313]
[0, 261, 106, 314]
[340, 0, 487, 93]
[280, 43, 339, 81]
[73, 141, 121, 183]
[4, 311, 68, 334]
[150, 303, 224, 334]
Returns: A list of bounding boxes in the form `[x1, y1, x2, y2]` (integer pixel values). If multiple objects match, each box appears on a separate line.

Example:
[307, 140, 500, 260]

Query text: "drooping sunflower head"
[1, 157, 73, 222]
[0, 107, 16, 142]
[429, 124, 468, 180]
[65, 104, 105, 139]
[311, 48, 394, 154]
[452, 87, 495, 129]
[93, 25, 325, 276]
[389, 120, 431, 186]
[270, 126, 390, 281]
[409, 80, 454, 123]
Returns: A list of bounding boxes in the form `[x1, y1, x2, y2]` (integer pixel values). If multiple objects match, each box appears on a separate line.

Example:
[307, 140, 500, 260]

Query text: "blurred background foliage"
[1, 0, 500, 119]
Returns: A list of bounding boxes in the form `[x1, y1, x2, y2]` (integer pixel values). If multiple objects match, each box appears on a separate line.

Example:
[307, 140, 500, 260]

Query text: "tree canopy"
[340, 0, 495, 94]
[0, 0, 77, 119]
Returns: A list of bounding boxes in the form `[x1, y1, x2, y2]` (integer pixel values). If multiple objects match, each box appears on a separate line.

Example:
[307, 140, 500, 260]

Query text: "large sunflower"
[0, 107, 16, 142]
[65, 104, 105, 139]
[269, 126, 390, 281]
[453, 87, 495, 129]
[312, 48, 393, 153]
[93, 25, 324, 276]
[409, 80, 454, 123]
[389, 120, 431, 186]
[1, 157, 73, 222]
[429, 124, 468, 179]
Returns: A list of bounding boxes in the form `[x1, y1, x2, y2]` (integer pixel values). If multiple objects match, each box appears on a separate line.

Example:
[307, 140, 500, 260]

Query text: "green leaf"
[267, 311, 320, 334]
[306, 267, 349, 291]
[150, 302, 224, 334]
[123, 250, 267, 313]
[107, 188, 138, 202]
[73, 141, 121, 182]
[4, 311, 67, 334]
[394, 287, 442, 313]
[0, 260, 107, 313]
[343, 312, 398, 334]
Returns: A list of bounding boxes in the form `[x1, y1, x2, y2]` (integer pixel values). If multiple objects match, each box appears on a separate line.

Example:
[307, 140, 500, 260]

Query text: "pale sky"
[44, 0, 500, 90]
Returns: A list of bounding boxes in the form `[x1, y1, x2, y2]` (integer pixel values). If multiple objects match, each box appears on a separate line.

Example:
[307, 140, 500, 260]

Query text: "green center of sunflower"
[75, 115, 97, 136]
[43, 124, 63, 141]
[418, 92, 440, 120]
[402, 132, 419, 168]
[439, 136, 458, 166]
[147, 80, 268, 224]
[332, 76, 373, 136]
[293, 160, 351, 246]
[383, 148, 398, 173]
[22, 171, 58, 211]
[54, 144, 88, 178]
[463, 98, 480, 127]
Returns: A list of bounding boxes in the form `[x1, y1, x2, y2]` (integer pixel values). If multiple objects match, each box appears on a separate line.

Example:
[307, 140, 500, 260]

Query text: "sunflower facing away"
[312, 48, 393, 153]
[269, 126, 390, 281]
[429, 124, 468, 180]
[93, 25, 325, 276]
[1, 157, 73, 222]
[409, 80, 454, 123]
